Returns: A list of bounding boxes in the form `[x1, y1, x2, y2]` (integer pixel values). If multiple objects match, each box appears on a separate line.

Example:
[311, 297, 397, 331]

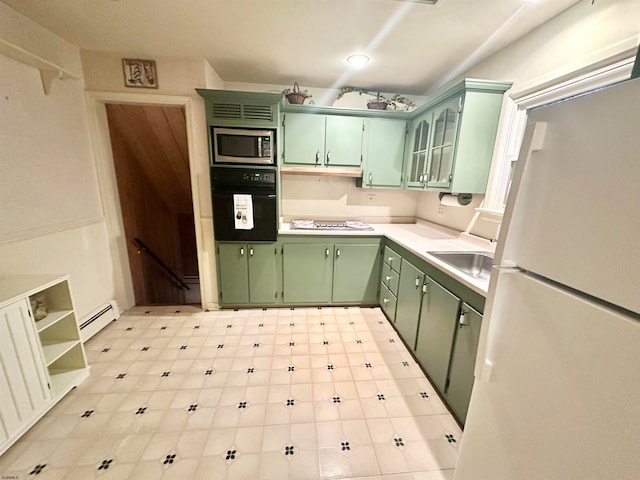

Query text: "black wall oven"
[210, 166, 277, 242]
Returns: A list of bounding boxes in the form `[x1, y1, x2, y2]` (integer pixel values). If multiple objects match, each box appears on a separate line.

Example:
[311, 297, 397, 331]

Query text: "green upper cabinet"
[281, 113, 326, 165]
[196, 89, 282, 128]
[282, 242, 334, 304]
[325, 116, 365, 166]
[427, 96, 461, 190]
[333, 243, 381, 304]
[282, 113, 363, 167]
[361, 118, 407, 188]
[405, 111, 433, 190]
[403, 79, 511, 194]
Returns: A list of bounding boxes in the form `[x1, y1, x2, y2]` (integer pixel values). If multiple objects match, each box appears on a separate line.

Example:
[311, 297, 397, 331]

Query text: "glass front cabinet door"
[427, 95, 461, 190]
[405, 112, 433, 189]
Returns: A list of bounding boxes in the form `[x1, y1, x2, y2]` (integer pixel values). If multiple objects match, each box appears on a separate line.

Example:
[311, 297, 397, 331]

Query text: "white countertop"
[279, 220, 494, 296]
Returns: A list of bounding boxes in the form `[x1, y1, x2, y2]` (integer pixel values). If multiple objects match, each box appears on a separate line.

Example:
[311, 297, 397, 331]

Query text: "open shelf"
[0, 275, 89, 456]
[35, 309, 73, 333]
[49, 367, 90, 396]
[40, 340, 79, 366]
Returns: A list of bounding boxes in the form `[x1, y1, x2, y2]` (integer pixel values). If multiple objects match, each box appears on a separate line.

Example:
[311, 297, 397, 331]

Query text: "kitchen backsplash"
[280, 176, 417, 223]
[281, 176, 501, 240]
[415, 191, 500, 240]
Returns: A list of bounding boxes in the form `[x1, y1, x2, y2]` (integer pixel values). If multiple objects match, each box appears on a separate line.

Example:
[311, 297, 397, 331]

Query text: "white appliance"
[455, 77, 640, 480]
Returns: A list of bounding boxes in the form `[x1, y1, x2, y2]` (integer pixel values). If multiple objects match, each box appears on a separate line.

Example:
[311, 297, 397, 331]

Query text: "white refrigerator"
[454, 77, 640, 480]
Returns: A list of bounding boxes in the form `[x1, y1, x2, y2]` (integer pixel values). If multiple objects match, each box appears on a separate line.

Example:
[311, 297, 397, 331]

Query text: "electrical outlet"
[438, 206, 445, 215]
[366, 193, 376, 204]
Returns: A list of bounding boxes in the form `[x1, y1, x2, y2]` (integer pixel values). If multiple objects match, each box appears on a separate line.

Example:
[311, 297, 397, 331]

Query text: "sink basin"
[428, 251, 493, 282]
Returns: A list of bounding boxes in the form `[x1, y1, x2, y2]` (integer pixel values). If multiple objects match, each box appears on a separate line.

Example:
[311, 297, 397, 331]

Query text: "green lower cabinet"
[217, 243, 279, 306]
[247, 244, 279, 304]
[395, 258, 425, 350]
[217, 243, 250, 305]
[332, 244, 381, 304]
[379, 284, 397, 321]
[444, 303, 483, 424]
[282, 243, 333, 304]
[414, 277, 461, 394]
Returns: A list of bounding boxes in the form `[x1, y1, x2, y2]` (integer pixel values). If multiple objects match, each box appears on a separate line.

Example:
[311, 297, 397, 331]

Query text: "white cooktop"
[290, 220, 373, 231]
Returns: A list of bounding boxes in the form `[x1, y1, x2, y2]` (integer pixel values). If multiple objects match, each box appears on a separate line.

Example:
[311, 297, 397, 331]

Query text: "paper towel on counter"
[233, 194, 254, 230]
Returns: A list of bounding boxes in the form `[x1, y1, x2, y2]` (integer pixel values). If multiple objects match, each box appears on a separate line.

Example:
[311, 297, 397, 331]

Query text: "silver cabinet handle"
[336, 249, 341, 258]
[315, 150, 320, 165]
[383, 298, 389, 304]
[385, 275, 391, 282]
[459, 310, 469, 327]
[368, 173, 373, 185]
[240, 247, 245, 256]
[249, 247, 254, 257]
[388, 257, 393, 266]
[422, 283, 428, 294]
[326, 151, 331, 164]
[415, 276, 421, 288]
[325, 248, 330, 257]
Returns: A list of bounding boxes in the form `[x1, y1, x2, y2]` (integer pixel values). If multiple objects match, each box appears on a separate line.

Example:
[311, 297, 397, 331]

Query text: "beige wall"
[0, 15, 117, 319]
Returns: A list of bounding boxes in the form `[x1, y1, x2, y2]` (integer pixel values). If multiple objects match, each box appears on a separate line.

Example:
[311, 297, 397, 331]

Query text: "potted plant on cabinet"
[336, 86, 415, 111]
[282, 82, 314, 105]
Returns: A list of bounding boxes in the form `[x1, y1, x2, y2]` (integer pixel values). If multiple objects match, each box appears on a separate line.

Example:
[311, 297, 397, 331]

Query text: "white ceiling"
[1, 0, 583, 95]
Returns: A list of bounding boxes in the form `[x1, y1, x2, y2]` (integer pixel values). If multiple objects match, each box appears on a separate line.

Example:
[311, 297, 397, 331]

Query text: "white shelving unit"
[0, 275, 89, 455]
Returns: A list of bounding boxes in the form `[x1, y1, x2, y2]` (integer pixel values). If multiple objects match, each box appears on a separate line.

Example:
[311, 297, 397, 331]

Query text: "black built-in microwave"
[212, 127, 275, 165]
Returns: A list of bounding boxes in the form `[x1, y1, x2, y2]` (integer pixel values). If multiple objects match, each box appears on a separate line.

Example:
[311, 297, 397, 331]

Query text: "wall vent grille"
[211, 102, 274, 122]
[243, 104, 274, 122]
[212, 103, 242, 119]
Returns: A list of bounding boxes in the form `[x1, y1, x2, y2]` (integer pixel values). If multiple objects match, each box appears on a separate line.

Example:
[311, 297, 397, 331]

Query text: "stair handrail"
[133, 237, 190, 291]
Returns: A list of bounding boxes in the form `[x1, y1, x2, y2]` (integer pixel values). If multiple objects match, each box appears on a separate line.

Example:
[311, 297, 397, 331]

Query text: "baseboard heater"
[79, 300, 120, 342]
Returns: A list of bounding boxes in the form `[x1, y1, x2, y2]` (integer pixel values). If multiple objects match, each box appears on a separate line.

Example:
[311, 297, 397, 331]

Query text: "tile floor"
[0, 306, 461, 480]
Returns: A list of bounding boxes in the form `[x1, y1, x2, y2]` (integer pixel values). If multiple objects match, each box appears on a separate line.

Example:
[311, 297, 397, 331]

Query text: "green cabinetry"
[282, 242, 334, 303]
[333, 243, 381, 303]
[282, 112, 364, 167]
[395, 258, 425, 350]
[281, 236, 382, 305]
[414, 276, 461, 393]
[361, 118, 407, 188]
[405, 79, 511, 193]
[196, 89, 282, 128]
[217, 243, 279, 306]
[444, 303, 483, 424]
[405, 111, 433, 189]
[380, 239, 485, 425]
[379, 246, 401, 321]
[427, 96, 461, 190]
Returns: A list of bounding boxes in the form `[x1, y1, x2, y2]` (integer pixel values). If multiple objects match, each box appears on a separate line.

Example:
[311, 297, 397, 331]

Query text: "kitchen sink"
[427, 251, 494, 282]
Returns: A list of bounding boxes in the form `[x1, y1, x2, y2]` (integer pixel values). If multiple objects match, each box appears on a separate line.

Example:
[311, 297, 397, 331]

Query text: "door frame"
[85, 90, 216, 311]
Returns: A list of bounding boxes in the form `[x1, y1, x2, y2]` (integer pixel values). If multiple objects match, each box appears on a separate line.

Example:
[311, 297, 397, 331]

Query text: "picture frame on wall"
[122, 59, 158, 88]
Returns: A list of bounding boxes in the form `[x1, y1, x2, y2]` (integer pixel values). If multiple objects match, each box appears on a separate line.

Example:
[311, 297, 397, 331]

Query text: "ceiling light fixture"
[346, 54, 370, 67]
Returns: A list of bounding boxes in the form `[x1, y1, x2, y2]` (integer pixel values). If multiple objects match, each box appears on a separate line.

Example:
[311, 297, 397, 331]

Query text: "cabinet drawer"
[381, 263, 400, 295]
[383, 246, 401, 273]
[379, 283, 397, 322]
